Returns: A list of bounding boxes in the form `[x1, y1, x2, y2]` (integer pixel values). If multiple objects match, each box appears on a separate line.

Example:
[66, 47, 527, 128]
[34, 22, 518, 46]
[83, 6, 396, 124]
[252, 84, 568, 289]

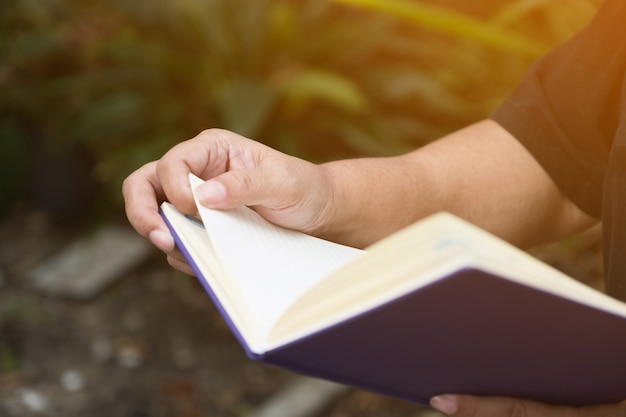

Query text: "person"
[122, 0, 626, 415]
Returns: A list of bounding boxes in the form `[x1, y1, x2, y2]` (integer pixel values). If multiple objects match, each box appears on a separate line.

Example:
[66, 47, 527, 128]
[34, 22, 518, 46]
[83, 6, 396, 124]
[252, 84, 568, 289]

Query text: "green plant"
[0, 0, 599, 218]
[332, 0, 547, 56]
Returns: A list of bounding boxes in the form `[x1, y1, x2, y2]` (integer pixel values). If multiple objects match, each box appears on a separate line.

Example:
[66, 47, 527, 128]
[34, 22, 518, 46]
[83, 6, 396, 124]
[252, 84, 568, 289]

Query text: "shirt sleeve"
[491, 0, 626, 218]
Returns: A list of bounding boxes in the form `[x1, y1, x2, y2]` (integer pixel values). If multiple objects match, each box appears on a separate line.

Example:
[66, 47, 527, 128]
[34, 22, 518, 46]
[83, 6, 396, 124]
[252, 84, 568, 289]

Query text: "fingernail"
[196, 180, 226, 205]
[430, 395, 458, 416]
[149, 229, 175, 252]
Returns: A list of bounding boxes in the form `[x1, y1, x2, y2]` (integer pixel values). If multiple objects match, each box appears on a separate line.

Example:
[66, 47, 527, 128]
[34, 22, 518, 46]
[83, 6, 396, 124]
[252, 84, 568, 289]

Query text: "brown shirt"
[491, 0, 626, 300]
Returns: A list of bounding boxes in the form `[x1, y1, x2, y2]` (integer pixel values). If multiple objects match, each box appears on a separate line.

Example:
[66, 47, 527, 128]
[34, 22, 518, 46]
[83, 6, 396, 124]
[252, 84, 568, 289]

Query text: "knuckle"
[121, 167, 142, 196]
[508, 401, 531, 417]
[238, 171, 255, 196]
[198, 127, 229, 141]
[121, 176, 131, 196]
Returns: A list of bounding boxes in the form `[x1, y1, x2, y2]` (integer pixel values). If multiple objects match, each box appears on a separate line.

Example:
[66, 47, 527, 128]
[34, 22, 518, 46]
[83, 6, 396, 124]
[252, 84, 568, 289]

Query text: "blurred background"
[0, 0, 604, 416]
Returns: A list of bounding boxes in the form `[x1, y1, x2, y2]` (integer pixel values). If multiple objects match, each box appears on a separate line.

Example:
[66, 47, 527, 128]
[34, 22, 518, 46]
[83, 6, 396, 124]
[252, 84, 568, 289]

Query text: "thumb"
[193, 178, 229, 208]
[193, 167, 289, 210]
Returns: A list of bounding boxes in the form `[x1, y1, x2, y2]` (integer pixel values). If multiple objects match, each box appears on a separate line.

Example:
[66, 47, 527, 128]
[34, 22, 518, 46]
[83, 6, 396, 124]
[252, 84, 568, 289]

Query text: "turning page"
[189, 174, 363, 349]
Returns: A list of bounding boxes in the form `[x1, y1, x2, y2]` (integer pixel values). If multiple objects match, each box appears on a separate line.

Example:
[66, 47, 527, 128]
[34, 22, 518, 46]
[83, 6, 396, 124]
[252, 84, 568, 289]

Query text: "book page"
[189, 175, 363, 347]
[160, 202, 261, 345]
[267, 212, 626, 349]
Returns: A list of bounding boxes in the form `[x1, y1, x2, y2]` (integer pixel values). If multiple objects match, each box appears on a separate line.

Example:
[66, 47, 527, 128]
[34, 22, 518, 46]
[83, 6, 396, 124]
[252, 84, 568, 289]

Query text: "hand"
[430, 394, 626, 417]
[122, 129, 334, 274]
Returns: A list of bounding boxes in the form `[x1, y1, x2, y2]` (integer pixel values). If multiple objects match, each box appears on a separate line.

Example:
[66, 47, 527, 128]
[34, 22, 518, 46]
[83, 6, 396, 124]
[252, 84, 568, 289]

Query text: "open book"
[160, 174, 626, 406]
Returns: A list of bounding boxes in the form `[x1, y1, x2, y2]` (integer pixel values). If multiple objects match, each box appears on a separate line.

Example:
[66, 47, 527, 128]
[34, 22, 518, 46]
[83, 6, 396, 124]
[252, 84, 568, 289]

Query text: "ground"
[0, 207, 604, 417]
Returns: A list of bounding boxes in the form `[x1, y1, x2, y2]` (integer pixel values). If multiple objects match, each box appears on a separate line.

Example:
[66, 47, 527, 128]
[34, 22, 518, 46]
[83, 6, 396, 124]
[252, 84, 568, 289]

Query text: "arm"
[318, 119, 596, 248]
[123, 120, 596, 259]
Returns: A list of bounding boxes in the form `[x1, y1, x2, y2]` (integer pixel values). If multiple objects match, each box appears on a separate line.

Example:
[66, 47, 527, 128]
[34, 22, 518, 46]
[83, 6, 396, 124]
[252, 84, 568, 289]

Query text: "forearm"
[319, 119, 596, 248]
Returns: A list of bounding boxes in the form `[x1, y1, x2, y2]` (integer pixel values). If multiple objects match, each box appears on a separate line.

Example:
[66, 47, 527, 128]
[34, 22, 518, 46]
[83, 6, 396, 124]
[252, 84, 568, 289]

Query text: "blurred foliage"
[0, 0, 600, 219]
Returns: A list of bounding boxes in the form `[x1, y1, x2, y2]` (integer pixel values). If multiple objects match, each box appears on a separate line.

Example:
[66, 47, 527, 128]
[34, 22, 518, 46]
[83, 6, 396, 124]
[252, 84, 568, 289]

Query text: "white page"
[189, 175, 364, 342]
[160, 202, 260, 344]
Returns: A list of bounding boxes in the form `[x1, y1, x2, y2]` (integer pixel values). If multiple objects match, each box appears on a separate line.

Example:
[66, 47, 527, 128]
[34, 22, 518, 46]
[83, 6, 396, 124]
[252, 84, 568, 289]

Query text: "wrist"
[314, 156, 421, 248]
[300, 161, 341, 241]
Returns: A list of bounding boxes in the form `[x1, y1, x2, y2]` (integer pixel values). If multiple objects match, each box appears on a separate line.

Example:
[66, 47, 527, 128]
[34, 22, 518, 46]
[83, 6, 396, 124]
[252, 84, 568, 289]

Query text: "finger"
[193, 168, 276, 210]
[123, 161, 175, 252]
[167, 255, 196, 277]
[148, 229, 176, 253]
[581, 400, 626, 417]
[194, 154, 309, 210]
[432, 395, 626, 417]
[163, 246, 188, 264]
[157, 129, 238, 214]
[430, 394, 574, 417]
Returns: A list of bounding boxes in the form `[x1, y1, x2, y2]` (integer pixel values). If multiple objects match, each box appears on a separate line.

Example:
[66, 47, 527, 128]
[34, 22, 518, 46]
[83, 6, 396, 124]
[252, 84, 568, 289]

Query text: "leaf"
[492, 0, 553, 25]
[330, 0, 547, 57]
[282, 69, 369, 114]
[214, 78, 277, 138]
